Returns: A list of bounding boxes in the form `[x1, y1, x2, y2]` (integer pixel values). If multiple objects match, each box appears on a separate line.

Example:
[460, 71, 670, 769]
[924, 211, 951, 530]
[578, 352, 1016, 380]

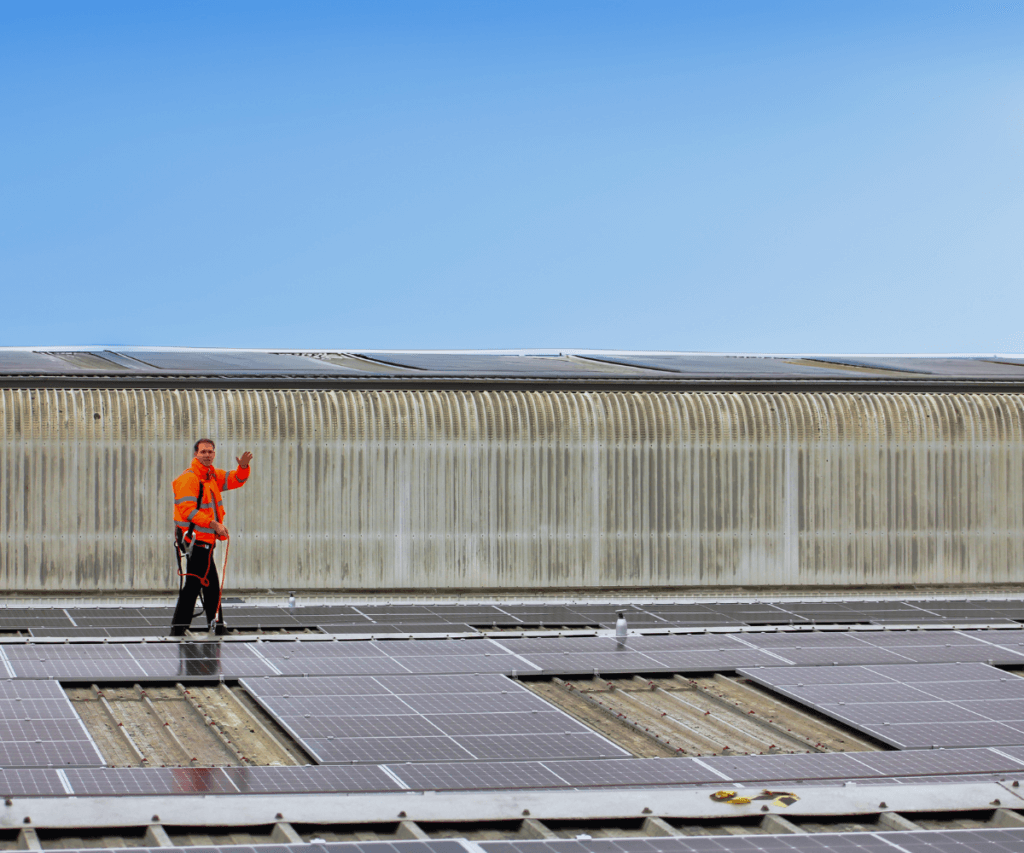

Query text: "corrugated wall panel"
[1, 388, 1023, 593]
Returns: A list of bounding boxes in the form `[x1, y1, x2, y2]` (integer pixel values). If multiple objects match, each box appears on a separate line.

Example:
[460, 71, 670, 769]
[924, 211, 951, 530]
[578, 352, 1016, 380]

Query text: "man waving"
[170, 438, 253, 636]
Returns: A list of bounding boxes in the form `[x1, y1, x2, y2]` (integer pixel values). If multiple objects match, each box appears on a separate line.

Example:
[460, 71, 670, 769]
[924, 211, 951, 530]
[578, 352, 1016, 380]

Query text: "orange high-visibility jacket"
[173, 458, 251, 546]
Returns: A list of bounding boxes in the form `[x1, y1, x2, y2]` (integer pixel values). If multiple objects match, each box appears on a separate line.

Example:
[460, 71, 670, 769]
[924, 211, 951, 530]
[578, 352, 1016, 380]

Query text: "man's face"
[195, 442, 216, 466]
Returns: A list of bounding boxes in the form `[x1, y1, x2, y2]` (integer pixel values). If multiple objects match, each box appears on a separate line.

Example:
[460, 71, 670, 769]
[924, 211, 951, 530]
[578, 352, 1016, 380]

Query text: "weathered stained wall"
[1, 388, 1022, 592]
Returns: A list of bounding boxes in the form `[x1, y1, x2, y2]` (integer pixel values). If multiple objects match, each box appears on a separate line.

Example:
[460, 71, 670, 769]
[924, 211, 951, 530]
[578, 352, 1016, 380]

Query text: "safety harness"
[173, 478, 216, 619]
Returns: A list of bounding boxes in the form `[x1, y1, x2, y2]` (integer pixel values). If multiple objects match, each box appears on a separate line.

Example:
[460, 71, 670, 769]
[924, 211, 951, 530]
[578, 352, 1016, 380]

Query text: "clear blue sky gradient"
[2, 1, 1021, 352]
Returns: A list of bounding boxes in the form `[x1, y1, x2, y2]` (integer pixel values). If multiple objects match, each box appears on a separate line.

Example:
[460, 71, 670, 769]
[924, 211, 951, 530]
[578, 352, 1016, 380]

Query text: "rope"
[214, 536, 230, 627]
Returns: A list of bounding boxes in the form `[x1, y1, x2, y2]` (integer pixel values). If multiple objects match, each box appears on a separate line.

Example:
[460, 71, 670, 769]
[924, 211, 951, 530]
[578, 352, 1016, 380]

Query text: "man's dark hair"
[193, 438, 216, 453]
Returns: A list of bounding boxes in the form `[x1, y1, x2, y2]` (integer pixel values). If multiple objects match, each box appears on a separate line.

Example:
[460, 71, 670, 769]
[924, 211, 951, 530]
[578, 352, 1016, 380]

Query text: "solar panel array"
[4, 627, 1024, 681]
[11, 348, 1024, 383]
[478, 828, 1024, 853]
[738, 662, 1024, 748]
[2, 828, 1023, 853]
[12, 598, 1024, 638]
[240, 673, 630, 764]
[0, 680, 103, 767]
[1, 744, 1022, 797]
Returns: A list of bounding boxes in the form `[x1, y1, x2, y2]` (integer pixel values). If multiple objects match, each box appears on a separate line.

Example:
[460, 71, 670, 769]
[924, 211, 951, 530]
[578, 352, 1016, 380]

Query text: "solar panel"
[818, 356, 1024, 378]
[847, 747, 1024, 776]
[390, 760, 568, 791]
[374, 673, 523, 693]
[700, 751, 877, 782]
[423, 711, 592, 737]
[268, 655, 412, 675]
[305, 736, 475, 763]
[493, 637, 641, 654]
[239, 675, 391, 697]
[226, 764, 404, 794]
[913, 679, 1024, 701]
[254, 693, 416, 718]
[952, 699, 1024, 722]
[862, 662, 1007, 682]
[736, 632, 868, 648]
[64, 766, 234, 795]
[458, 732, 628, 761]
[736, 665, 894, 686]
[0, 768, 67, 796]
[357, 353, 664, 377]
[820, 701, 987, 726]
[521, 652, 663, 672]
[864, 721, 1024, 749]
[639, 649, 785, 669]
[587, 354, 861, 378]
[0, 740, 102, 767]
[0, 680, 68, 699]
[855, 631, 987, 647]
[118, 349, 352, 373]
[374, 639, 502, 656]
[0, 698, 81, 720]
[380, 692, 555, 715]
[770, 647, 911, 665]
[542, 757, 727, 786]
[280, 714, 444, 739]
[478, 828, 1024, 853]
[767, 682, 937, 705]
[389, 654, 518, 674]
[888, 645, 1023, 664]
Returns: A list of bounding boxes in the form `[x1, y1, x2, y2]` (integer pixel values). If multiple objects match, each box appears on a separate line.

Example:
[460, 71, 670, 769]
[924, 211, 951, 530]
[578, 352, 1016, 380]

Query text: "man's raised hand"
[236, 451, 253, 469]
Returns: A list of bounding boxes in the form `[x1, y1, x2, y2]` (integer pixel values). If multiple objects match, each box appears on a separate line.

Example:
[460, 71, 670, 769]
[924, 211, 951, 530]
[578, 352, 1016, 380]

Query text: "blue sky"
[2, 1, 1021, 353]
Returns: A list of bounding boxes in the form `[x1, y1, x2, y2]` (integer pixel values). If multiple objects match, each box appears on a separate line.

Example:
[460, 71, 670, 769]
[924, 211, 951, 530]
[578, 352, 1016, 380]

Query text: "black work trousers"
[170, 544, 225, 635]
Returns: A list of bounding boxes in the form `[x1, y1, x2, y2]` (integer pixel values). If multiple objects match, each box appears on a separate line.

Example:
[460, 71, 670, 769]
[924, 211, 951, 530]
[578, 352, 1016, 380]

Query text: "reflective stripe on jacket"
[172, 458, 250, 545]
